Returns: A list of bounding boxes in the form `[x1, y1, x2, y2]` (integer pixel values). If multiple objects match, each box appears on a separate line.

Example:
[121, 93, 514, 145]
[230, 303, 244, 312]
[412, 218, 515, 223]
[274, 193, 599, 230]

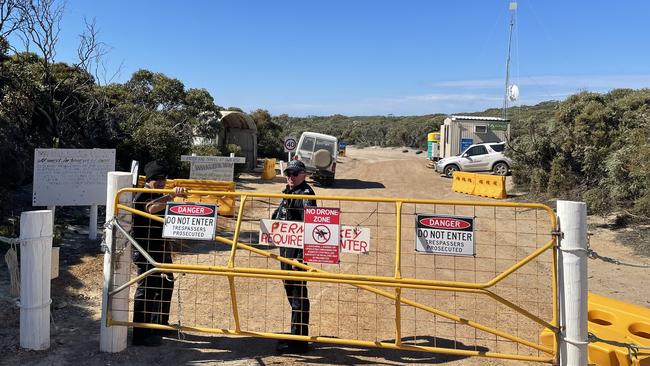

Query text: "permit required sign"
[163, 202, 217, 240]
[415, 214, 475, 256]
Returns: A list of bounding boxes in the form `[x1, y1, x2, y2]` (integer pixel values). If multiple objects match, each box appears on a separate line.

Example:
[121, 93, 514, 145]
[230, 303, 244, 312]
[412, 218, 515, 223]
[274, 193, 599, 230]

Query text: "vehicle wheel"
[493, 162, 509, 176]
[444, 165, 459, 178]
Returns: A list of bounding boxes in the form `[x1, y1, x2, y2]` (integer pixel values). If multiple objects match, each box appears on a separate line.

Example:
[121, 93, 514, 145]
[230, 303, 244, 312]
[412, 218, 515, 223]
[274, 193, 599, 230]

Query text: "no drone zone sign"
[303, 207, 340, 264]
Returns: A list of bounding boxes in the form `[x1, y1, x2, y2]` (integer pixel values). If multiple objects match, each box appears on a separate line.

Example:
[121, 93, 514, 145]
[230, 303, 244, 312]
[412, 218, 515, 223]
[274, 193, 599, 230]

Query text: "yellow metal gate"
[105, 188, 558, 363]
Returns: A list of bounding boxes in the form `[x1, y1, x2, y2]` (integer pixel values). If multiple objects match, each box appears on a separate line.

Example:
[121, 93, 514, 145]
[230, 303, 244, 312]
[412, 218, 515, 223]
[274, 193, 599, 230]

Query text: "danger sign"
[415, 214, 475, 256]
[258, 219, 304, 248]
[303, 207, 340, 264]
[163, 202, 217, 240]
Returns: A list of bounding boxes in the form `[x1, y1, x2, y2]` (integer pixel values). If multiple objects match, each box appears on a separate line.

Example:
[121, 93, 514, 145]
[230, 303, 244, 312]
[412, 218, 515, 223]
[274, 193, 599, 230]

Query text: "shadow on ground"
[318, 179, 385, 189]
[77, 333, 484, 365]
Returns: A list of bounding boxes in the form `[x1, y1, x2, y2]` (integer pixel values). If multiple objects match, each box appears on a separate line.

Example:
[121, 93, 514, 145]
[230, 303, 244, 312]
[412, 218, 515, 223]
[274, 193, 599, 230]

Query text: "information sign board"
[32, 148, 115, 206]
[181, 155, 246, 181]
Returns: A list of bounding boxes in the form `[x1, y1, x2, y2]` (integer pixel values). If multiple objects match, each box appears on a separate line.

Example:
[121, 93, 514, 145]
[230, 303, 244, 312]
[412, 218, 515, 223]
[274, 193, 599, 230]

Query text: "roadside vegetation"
[1, 0, 650, 229]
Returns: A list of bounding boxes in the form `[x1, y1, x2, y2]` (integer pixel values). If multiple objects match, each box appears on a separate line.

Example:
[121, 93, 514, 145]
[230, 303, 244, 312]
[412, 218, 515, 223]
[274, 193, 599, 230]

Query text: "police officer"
[272, 160, 315, 353]
[131, 160, 187, 346]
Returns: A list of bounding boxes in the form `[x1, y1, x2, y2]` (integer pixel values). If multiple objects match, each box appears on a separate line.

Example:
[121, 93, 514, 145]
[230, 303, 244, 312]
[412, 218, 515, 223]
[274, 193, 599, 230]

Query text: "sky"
[40, 0, 650, 116]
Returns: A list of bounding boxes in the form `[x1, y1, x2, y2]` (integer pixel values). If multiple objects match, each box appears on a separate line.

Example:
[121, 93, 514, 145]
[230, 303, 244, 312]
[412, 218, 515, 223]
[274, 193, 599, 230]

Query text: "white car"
[294, 132, 338, 186]
[435, 142, 511, 178]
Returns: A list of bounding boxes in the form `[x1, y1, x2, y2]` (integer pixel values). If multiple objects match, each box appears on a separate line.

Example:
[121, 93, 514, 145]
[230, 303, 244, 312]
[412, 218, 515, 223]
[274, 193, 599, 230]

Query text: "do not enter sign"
[303, 206, 340, 264]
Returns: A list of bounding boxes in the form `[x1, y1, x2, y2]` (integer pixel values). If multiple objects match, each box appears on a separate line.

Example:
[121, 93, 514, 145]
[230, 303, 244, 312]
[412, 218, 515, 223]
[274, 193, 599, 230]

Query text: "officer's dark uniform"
[273, 178, 316, 340]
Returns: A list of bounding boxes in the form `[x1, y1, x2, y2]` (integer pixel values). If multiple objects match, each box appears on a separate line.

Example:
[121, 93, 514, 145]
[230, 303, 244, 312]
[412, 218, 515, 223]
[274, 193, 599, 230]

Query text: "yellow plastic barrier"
[474, 174, 507, 199]
[136, 176, 237, 216]
[451, 172, 476, 195]
[261, 159, 277, 180]
[541, 293, 650, 365]
[452, 172, 507, 199]
[168, 179, 237, 217]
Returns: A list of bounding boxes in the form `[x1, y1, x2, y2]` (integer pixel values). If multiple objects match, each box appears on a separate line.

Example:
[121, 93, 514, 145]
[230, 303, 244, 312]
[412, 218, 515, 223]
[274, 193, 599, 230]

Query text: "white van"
[294, 132, 338, 186]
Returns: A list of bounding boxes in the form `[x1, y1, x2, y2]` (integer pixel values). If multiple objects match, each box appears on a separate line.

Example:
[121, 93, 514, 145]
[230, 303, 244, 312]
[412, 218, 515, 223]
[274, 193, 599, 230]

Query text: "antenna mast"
[503, 1, 517, 120]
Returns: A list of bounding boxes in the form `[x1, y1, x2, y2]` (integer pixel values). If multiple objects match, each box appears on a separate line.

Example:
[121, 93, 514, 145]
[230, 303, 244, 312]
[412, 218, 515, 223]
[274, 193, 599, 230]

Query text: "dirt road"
[1, 146, 648, 366]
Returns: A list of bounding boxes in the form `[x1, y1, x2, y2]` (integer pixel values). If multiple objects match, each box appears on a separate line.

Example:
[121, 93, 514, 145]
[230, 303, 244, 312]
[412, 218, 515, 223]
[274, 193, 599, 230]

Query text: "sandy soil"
[1, 146, 648, 366]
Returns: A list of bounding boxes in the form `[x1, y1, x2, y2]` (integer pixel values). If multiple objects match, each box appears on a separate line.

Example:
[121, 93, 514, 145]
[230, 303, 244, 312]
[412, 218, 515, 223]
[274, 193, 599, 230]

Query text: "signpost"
[283, 136, 297, 161]
[130, 160, 139, 187]
[180, 155, 246, 181]
[415, 214, 475, 256]
[162, 202, 218, 240]
[303, 207, 340, 264]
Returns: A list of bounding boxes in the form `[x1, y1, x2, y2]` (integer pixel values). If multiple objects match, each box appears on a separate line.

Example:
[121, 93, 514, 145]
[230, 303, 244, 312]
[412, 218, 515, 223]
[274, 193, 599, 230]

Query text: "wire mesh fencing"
[106, 189, 557, 363]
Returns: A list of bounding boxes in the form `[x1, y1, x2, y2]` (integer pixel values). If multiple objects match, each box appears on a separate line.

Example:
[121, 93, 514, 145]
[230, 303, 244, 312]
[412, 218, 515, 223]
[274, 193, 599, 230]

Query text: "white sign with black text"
[415, 214, 475, 256]
[32, 148, 116, 206]
[181, 155, 246, 181]
[258, 219, 304, 248]
[340, 226, 370, 254]
[163, 202, 218, 240]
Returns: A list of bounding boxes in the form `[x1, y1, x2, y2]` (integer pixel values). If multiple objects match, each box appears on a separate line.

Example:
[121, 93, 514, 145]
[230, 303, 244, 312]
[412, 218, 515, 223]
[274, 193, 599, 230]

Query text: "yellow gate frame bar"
[106, 188, 559, 363]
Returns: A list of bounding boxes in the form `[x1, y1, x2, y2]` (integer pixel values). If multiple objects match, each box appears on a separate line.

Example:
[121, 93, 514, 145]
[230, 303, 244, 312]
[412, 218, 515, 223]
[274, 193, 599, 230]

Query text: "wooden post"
[89, 204, 98, 240]
[19, 210, 53, 350]
[557, 201, 588, 366]
[100, 172, 133, 352]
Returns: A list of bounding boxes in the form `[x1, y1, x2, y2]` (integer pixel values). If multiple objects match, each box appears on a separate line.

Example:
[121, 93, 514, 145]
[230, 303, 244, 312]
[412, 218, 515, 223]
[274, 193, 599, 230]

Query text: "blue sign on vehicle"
[339, 142, 347, 149]
[460, 138, 473, 153]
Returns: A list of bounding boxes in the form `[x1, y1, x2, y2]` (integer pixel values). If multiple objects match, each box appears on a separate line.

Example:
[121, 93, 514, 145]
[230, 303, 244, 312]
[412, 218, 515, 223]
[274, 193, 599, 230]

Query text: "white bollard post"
[19, 210, 53, 350]
[557, 200, 588, 366]
[89, 204, 98, 240]
[100, 172, 133, 352]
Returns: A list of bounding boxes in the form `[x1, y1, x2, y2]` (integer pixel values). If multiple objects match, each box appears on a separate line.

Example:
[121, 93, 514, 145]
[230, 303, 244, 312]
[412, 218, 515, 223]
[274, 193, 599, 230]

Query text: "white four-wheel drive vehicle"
[294, 132, 338, 186]
[435, 142, 511, 178]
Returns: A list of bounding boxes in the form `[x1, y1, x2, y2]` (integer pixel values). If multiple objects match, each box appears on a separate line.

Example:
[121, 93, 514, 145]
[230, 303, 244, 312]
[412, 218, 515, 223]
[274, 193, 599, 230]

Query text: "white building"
[439, 115, 510, 159]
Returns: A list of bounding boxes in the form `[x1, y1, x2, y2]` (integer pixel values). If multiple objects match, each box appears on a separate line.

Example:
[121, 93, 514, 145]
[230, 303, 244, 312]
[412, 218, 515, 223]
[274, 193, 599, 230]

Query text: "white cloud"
[261, 74, 650, 116]
[432, 74, 650, 90]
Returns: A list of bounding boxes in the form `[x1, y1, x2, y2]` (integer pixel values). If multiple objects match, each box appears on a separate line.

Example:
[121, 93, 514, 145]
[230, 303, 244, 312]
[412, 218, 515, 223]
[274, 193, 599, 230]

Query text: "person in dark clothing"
[272, 160, 316, 354]
[131, 160, 187, 346]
